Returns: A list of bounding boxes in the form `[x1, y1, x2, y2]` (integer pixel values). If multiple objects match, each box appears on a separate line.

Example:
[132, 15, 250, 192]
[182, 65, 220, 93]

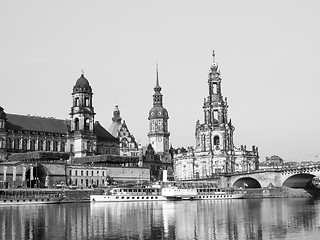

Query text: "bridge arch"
[282, 173, 316, 188]
[26, 164, 51, 188]
[233, 177, 262, 188]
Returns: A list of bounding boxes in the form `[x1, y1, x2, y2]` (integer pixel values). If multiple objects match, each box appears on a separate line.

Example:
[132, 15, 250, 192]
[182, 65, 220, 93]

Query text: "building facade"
[174, 51, 259, 180]
[0, 74, 148, 188]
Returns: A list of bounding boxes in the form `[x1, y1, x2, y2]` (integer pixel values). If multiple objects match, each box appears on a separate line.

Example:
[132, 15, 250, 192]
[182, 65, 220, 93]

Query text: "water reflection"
[1, 198, 320, 239]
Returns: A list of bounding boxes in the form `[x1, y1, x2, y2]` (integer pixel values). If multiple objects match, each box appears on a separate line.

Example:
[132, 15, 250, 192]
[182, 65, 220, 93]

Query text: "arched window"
[201, 135, 206, 151]
[30, 140, 36, 151]
[74, 118, 79, 131]
[61, 142, 65, 152]
[53, 141, 58, 151]
[39, 140, 43, 151]
[75, 98, 79, 106]
[14, 139, 20, 150]
[84, 118, 90, 132]
[23, 139, 28, 150]
[85, 97, 90, 106]
[46, 141, 51, 151]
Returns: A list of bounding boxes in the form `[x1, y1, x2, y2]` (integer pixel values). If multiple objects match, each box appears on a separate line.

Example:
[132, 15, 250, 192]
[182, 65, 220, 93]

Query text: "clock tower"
[148, 66, 171, 164]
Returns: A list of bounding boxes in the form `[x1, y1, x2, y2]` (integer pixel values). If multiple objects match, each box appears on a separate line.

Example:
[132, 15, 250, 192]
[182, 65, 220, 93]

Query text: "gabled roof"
[6, 114, 69, 134]
[94, 121, 119, 142]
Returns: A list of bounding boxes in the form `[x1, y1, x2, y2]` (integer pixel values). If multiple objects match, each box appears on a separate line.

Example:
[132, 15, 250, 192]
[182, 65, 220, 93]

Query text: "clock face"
[158, 138, 162, 142]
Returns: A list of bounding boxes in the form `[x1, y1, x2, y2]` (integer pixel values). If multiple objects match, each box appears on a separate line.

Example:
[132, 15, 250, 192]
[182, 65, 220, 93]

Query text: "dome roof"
[75, 74, 90, 87]
[148, 106, 169, 120]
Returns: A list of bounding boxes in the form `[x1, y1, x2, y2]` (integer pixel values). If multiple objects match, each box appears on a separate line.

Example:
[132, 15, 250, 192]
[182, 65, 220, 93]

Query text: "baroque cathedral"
[174, 51, 259, 180]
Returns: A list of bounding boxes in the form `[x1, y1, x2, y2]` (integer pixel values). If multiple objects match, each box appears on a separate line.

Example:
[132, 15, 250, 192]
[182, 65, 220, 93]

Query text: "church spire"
[153, 64, 163, 106]
[154, 63, 162, 92]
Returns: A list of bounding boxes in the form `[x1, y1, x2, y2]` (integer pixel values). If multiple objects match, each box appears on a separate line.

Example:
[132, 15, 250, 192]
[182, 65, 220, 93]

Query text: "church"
[174, 52, 259, 180]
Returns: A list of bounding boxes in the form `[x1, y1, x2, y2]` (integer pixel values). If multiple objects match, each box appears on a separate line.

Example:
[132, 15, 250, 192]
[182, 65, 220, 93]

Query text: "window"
[23, 139, 28, 150]
[30, 140, 36, 151]
[87, 141, 91, 152]
[46, 141, 51, 151]
[61, 142, 65, 152]
[75, 170, 78, 176]
[81, 171, 83, 176]
[53, 141, 58, 151]
[39, 140, 43, 151]
[84, 119, 90, 132]
[74, 118, 79, 131]
[85, 97, 90, 106]
[214, 136, 220, 146]
[14, 139, 20, 150]
[75, 98, 79, 106]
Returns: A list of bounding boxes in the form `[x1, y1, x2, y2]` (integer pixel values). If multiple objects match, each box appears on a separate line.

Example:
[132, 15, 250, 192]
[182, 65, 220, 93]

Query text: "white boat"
[195, 187, 246, 200]
[90, 185, 246, 203]
[90, 187, 167, 202]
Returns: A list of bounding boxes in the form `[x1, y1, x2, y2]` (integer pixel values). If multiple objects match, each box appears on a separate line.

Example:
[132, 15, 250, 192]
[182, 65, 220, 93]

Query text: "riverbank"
[243, 187, 316, 198]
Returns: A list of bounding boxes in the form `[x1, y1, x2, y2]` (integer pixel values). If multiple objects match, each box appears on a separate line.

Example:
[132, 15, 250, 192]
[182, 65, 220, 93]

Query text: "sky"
[1, 1, 320, 162]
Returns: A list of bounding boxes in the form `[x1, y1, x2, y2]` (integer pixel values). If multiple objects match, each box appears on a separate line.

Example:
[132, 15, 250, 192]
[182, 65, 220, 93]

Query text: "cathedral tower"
[148, 66, 171, 163]
[195, 51, 234, 157]
[70, 73, 96, 157]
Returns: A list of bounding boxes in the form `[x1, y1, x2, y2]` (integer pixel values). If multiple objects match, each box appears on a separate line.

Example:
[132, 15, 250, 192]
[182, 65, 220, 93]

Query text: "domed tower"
[148, 66, 171, 164]
[0, 106, 7, 160]
[70, 73, 96, 157]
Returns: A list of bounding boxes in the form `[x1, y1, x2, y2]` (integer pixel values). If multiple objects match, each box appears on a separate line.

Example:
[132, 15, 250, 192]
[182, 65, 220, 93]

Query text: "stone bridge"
[220, 165, 320, 188]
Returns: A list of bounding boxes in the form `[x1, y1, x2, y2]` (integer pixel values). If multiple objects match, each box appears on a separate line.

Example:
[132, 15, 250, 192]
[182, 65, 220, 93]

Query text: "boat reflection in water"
[1, 198, 320, 239]
[90, 198, 320, 240]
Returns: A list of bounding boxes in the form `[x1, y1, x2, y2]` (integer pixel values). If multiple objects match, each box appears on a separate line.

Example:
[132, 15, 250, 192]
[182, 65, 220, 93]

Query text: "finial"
[156, 62, 159, 86]
[212, 50, 215, 63]
[81, 69, 84, 76]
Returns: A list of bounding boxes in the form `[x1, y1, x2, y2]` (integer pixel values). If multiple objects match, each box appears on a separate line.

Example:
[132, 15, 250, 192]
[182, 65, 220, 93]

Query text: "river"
[1, 198, 320, 240]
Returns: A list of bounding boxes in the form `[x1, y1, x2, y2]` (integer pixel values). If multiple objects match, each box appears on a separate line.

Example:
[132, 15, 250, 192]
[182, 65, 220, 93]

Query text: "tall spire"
[156, 62, 159, 86]
[154, 63, 162, 92]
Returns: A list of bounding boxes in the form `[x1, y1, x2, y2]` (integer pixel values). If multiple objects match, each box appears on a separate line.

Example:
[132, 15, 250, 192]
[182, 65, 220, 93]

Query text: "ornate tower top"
[112, 105, 122, 124]
[148, 65, 168, 120]
[72, 73, 93, 95]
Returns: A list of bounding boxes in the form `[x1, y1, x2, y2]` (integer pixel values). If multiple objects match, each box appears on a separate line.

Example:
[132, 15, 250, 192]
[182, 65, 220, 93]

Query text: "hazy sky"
[1, 1, 320, 162]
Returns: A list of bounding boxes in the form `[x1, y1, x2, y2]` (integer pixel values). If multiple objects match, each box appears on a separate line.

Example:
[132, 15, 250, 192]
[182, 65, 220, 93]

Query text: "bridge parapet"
[281, 166, 320, 176]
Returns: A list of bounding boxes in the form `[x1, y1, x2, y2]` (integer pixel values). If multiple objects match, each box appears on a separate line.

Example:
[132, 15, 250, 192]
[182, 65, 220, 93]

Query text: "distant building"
[265, 155, 284, 166]
[174, 51, 259, 180]
[108, 105, 139, 157]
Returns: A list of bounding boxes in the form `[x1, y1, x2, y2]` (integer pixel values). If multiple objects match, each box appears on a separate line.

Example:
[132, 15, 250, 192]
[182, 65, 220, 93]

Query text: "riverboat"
[0, 192, 65, 205]
[195, 187, 246, 200]
[90, 187, 167, 202]
[161, 187, 198, 200]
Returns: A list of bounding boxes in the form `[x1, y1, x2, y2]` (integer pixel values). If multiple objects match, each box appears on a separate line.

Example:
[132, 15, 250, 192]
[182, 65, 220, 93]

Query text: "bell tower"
[70, 73, 96, 157]
[196, 51, 234, 155]
[148, 66, 171, 163]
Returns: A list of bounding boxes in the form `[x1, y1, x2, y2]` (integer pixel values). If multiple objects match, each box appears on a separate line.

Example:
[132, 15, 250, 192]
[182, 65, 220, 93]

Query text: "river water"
[1, 198, 320, 240]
